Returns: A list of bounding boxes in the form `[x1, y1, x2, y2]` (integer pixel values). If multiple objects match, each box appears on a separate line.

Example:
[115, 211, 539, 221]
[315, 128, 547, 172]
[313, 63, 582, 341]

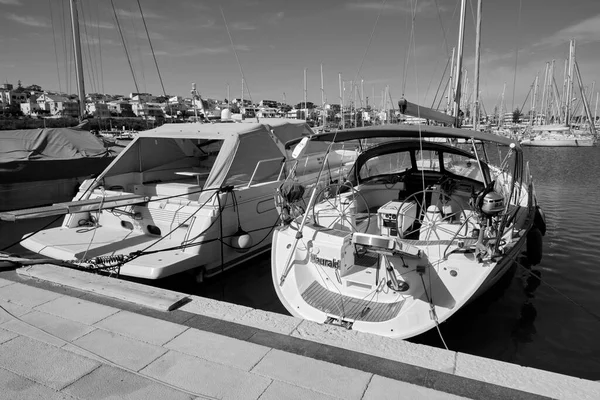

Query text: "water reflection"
[511, 260, 541, 345]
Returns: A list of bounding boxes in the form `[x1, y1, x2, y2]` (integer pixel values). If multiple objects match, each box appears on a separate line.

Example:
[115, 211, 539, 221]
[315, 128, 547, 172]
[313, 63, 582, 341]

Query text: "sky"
[1, 0, 600, 115]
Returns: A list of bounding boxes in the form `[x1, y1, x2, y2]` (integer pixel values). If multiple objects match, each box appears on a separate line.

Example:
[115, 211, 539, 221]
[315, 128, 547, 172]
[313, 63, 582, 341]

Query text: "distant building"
[86, 102, 110, 118]
[106, 101, 135, 117]
[20, 97, 41, 116]
[86, 93, 109, 102]
[232, 98, 252, 107]
[130, 93, 155, 103]
[36, 94, 79, 117]
[259, 99, 278, 108]
[258, 106, 278, 118]
[132, 102, 164, 119]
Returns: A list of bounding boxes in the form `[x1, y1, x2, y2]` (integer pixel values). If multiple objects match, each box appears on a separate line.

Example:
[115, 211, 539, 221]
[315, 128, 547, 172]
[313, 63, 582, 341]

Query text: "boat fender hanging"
[534, 206, 547, 236]
[230, 227, 253, 253]
[398, 98, 408, 114]
[526, 227, 543, 266]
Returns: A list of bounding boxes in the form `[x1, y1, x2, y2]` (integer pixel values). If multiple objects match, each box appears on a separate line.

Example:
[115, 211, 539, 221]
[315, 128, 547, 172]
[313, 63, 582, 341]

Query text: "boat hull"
[271, 223, 530, 340]
[520, 139, 595, 147]
[0, 158, 115, 211]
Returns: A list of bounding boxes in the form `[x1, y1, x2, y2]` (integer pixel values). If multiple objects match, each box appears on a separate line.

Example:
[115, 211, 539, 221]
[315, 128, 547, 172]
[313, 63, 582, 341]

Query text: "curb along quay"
[0, 266, 598, 400]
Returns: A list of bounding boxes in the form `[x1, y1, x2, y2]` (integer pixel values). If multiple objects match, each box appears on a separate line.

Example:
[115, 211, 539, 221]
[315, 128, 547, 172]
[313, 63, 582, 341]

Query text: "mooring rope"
[515, 260, 600, 324]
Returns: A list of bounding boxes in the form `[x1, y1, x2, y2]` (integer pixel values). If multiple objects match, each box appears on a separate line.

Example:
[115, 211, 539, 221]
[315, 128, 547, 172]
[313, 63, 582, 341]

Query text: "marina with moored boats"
[1, 0, 600, 397]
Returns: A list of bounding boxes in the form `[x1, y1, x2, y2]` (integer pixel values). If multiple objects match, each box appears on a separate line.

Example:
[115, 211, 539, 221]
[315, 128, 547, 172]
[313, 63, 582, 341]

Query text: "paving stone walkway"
[0, 271, 597, 400]
[0, 276, 466, 400]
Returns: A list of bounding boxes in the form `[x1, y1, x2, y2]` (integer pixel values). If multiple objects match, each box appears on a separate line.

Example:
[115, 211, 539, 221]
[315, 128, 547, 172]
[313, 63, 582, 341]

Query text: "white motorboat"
[15, 118, 348, 281]
[271, 125, 546, 339]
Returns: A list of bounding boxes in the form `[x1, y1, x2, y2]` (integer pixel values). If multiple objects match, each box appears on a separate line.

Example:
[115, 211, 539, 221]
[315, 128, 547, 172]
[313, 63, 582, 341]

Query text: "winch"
[480, 192, 504, 215]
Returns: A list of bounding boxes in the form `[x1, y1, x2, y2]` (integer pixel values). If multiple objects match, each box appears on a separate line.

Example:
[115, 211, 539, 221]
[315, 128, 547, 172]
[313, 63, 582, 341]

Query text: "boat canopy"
[284, 125, 520, 150]
[0, 127, 113, 163]
[105, 119, 312, 190]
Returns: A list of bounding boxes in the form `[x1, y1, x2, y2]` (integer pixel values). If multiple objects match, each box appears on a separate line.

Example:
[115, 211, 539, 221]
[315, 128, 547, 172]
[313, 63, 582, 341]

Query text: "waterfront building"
[86, 102, 110, 118]
[129, 92, 155, 103]
[259, 99, 278, 108]
[107, 100, 135, 117]
[19, 97, 41, 116]
[258, 106, 278, 118]
[36, 94, 79, 118]
[131, 102, 165, 119]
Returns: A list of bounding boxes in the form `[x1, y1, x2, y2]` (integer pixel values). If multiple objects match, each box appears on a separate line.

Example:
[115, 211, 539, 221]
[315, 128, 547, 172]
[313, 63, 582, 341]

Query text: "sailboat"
[521, 40, 597, 147]
[269, 0, 546, 340]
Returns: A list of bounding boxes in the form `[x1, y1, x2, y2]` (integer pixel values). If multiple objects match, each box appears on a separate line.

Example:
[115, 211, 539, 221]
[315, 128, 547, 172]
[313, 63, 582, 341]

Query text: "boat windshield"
[441, 152, 484, 181]
[101, 137, 224, 186]
[359, 151, 412, 179]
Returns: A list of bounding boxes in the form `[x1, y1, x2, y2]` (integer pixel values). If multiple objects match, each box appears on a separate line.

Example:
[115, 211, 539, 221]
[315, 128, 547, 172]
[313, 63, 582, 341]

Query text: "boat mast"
[303, 68, 307, 121]
[452, 0, 467, 126]
[499, 82, 506, 127]
[339, 73, 344, 129]
[540, 62, 549, 125]
[353, 81, 357, 127]
[446, 47, 455, 115]
[574, 60, 597, 137]
[561, 59, 568, 124]
[69, 0, 86, 120]
[594, 92, 598, 126]
[361, 79, 364, 127]
[321, 63, 325, 127]
[548, 60, 555, 122]
[565, 39, 575, 126]
[472, 0, 482, 131]
[531, 75, 538, 125]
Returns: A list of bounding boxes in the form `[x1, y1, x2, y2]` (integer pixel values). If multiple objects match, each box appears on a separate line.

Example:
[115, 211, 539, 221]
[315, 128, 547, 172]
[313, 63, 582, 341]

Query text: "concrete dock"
[0, 265, 598, 400]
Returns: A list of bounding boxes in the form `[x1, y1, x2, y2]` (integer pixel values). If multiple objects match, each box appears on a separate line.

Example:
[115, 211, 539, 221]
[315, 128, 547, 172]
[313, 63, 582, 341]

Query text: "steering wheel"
[312, 181, 371, 233]
[396, 188, 468, 240]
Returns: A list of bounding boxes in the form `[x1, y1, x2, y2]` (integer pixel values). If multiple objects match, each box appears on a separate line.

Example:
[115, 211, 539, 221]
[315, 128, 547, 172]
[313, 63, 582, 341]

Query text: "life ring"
[533, 206, 547, 236]
[526, 227, 543, 266]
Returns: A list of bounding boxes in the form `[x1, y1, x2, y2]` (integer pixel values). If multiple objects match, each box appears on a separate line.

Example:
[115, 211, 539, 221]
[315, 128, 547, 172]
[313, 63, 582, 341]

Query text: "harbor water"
[2, 146, 599, 381]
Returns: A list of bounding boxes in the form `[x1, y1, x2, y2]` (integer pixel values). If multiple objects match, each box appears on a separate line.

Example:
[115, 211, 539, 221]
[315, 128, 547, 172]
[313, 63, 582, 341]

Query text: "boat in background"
[0, 124, 117, 211]
[99, 128, 139, 141]
[10, 118, 349, 282]
[521, 40, 597, 147]
[520, 125, 595, 147]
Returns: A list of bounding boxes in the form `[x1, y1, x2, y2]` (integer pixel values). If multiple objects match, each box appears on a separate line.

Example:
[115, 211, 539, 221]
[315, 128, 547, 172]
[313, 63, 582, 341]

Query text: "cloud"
[83, 21, 114, 30]
[116, 8, 161, 19]
[197, 19, 216, 29]
[179, 44, 250, 57]
[147, 50, 170, 56]
[78, 33, 119, 47]
[534, 13, 600, 48]
[0, 0, 22, 5]
[268, 11, 284, 24]
[231, 21, 256, 31]
[346, 0, 444, 15]
[6, 13, 49, 28]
